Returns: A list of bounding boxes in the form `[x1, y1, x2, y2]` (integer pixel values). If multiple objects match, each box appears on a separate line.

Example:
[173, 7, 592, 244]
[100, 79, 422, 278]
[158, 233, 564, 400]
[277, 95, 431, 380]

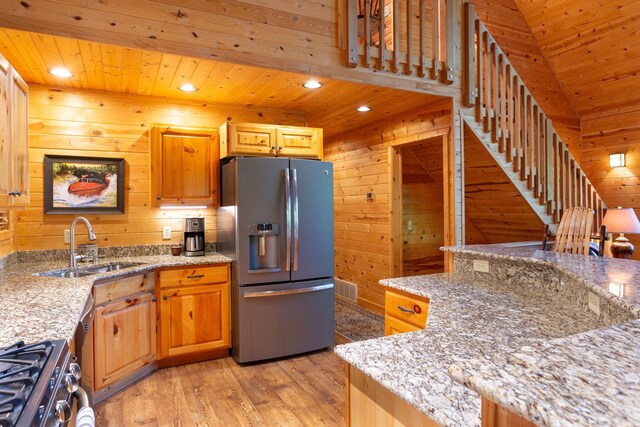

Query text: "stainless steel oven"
[0, 339, 94, 426]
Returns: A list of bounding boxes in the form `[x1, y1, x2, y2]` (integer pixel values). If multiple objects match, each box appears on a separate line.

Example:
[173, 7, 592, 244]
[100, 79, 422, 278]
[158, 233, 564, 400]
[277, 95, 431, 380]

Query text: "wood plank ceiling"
[0, 28, 443, 137]
[514, 0, 640, 117]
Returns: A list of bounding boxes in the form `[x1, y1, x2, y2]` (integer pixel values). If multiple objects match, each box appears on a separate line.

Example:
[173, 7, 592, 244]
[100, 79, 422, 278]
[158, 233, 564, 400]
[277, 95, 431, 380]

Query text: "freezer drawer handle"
[243, 283, 333, 298]
[187, 274, 205, 279]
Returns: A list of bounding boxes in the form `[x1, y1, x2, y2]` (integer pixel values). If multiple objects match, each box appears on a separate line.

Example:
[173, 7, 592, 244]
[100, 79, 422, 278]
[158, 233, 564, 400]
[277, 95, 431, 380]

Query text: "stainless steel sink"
[36, 262, 145, 278]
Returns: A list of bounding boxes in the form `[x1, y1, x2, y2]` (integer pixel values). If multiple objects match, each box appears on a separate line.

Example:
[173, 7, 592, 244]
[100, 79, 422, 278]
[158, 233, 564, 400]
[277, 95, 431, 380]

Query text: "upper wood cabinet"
[150, 126, 219, 207]
[0, 53, 29, 209]
[219, 122, 323, 159]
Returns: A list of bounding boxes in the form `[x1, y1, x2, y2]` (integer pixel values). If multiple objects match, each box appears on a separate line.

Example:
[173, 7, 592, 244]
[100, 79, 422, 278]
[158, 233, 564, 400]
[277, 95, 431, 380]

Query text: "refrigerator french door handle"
[285, 168, 291, 272]
[291, 168, 299, 272]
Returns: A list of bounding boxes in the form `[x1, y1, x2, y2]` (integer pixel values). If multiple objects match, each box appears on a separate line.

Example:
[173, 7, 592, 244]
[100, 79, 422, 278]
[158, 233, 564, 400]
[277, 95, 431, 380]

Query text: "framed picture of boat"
[43, 155, 125, 214]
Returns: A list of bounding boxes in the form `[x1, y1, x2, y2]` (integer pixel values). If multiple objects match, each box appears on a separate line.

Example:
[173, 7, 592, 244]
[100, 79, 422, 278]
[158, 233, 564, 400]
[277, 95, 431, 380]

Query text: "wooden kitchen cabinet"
[157, 264, 231, 360]
[150, 125, 219, 207]
[220, 122, 276, 157]
[0, 53, 29, 209]
[347, 364, 438, 426]
[88, 273, 157, 395]
[219, 121, 323, 159]
[276, 126, 322, 158]
[384, 288, 430, 336]
[93, 292, 156, 389]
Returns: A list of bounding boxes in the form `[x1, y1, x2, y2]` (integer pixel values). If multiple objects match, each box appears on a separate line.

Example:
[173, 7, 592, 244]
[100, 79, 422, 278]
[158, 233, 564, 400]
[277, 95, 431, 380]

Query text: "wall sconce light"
[609, 153, 625, 168]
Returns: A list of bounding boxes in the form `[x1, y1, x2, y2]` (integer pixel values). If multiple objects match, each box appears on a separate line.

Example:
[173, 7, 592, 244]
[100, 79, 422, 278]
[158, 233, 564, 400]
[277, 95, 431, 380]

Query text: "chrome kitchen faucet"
[69, 217, 97, 270]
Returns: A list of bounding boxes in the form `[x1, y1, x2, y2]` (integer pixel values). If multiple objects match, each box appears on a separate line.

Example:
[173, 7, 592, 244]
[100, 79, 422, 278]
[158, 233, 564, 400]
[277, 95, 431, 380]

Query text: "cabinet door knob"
[162, 296, 168, 301]
[15, 191, 21, 196]
[152, 297, 157, 302]
[156, 195, 161, 200]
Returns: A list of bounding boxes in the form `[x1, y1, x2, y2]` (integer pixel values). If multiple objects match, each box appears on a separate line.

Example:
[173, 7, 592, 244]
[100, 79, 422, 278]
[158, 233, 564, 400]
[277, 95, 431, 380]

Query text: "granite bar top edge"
[441, 244, 640, 317]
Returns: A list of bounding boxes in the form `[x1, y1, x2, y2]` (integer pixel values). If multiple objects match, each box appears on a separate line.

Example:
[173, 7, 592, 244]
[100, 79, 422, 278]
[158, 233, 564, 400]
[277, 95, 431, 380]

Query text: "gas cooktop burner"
[0, 340, 73, 427]
[0, 341, 53, 427]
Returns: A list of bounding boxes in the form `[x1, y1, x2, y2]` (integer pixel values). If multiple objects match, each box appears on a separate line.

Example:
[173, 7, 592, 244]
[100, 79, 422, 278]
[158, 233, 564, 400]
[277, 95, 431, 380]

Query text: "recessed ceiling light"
[303, 80, 322, 89]
[356, 105, 371, 112]
[49, 68, 72, 78]
[179, 83, 198, 92]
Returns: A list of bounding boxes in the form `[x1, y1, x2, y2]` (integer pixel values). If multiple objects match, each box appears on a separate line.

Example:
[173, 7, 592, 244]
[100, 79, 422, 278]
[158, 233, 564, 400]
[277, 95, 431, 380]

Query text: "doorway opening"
[389, 130, 450, 277]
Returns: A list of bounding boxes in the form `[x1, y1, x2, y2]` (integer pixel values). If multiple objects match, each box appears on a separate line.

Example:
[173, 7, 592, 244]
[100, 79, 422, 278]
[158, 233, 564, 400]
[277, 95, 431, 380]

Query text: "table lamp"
[601, 207, 640, 259]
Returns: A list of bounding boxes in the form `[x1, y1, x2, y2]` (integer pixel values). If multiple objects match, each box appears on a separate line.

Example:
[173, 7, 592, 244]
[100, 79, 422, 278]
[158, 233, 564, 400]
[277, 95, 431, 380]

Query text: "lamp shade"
[602, 207, 640, 234]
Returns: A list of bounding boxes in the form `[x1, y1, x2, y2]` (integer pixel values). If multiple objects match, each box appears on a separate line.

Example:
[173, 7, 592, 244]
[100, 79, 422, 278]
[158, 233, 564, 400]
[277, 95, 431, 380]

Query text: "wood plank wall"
[401, 145, 445, 275]
[17, 85, 305, 250]
[468, 0, 582, 161]
[324, 99, 451, 314]
[582, 108, 640, 260]
[464, 127, 544, 243]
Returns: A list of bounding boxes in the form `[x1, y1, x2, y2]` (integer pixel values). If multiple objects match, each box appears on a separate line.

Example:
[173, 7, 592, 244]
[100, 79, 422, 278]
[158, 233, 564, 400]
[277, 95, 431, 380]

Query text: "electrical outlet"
[162, 226, 172, 240]
[588, 292, 600, 316]
[64, 229, 70, 244]
[473, 259, 489, 273]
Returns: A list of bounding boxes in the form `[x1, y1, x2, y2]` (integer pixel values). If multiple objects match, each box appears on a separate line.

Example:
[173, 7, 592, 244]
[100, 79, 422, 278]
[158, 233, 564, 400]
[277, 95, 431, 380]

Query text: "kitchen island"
[0, 251, 230, 348]
[335, 244, 640, 426]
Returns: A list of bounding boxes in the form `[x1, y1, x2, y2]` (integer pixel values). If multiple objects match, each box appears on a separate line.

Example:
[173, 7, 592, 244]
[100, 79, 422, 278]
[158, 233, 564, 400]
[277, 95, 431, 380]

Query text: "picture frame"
[43, 155, 125, 214]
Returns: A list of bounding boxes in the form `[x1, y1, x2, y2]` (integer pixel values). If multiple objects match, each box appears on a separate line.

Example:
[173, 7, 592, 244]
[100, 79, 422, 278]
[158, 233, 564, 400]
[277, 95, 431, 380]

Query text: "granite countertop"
[442, 244, 640, 317]
[440, 244, 640, 426]
[0, 253, 231, 348]
[449, 319, 640, 426]
[334, 272, 605, 426]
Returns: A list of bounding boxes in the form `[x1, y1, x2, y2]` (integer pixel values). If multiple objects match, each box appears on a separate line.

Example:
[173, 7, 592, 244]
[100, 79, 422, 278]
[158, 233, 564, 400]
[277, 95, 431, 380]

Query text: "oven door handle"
[73, 386, 95, 427]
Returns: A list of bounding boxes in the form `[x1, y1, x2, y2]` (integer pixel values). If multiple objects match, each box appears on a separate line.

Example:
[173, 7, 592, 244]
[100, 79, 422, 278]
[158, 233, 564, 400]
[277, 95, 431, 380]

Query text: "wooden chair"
[542, 207, 606, 256]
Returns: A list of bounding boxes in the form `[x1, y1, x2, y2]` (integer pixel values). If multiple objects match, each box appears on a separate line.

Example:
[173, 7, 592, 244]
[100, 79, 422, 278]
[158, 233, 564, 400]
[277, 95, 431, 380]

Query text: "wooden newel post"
[347, 0, 358, 68]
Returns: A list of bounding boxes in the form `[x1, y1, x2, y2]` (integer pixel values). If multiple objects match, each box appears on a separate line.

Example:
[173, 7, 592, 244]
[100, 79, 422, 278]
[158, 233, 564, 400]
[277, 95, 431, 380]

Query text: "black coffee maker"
[183, 217, 205, 256]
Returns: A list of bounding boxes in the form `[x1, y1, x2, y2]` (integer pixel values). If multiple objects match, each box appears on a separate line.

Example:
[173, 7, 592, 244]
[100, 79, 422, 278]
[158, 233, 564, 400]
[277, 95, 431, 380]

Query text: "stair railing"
[463, 3, 606, 232]
[346, 0, 455, 84]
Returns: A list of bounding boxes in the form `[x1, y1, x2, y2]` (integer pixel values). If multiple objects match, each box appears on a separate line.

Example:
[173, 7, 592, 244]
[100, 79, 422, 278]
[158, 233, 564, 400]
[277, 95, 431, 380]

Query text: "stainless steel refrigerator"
[217, 157, 334, 363]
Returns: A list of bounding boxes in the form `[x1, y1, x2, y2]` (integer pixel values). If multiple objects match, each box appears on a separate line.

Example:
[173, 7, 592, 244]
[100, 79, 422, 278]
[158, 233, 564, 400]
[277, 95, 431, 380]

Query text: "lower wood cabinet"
[157, 264, 231, 360]
[346, 363, 438, 426]
[384, 288, 430, 336]
[79, 263, 230, 404]
[159, 283, 230, 358]
[482, 398, 537, 427]
[93, 292, 156, 389]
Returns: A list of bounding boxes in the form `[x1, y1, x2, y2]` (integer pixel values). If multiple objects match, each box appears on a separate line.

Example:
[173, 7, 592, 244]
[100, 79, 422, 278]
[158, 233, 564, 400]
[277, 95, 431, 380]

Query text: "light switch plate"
[473, 259, 489, 273]
[64, 229, 70, 244]
[588, 292, 600, 316]
[162, 226, 172, 240]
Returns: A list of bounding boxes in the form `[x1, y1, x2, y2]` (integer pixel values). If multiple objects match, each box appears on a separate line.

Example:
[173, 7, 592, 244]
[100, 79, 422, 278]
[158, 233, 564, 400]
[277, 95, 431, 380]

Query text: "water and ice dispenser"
[248, 223, 280, 272]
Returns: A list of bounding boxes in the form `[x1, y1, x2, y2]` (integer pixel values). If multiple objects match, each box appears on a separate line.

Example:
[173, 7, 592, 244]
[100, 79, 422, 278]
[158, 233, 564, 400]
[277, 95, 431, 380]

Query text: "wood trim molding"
[388, 128, 452, 277]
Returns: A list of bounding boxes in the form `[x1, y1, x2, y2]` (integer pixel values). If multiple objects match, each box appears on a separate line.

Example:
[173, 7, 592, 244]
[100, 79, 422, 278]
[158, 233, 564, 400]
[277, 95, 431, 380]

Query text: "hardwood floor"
[94, 349, 346, 426]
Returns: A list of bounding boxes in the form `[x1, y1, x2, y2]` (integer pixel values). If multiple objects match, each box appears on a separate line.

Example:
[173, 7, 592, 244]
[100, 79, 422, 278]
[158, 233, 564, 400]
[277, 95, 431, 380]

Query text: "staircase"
[461, 3, 605, 233]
